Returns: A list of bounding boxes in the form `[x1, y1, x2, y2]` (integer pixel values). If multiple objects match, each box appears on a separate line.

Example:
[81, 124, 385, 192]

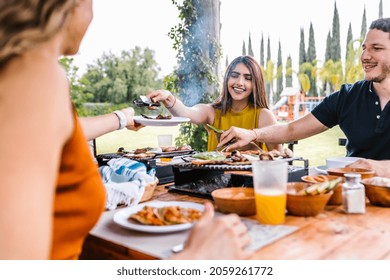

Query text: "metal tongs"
[206, 124, 236, 152]
[133, 95, 161, 107]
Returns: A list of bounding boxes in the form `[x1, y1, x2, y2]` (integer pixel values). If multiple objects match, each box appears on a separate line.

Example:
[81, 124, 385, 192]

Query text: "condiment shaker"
[342, 173, 365, 214]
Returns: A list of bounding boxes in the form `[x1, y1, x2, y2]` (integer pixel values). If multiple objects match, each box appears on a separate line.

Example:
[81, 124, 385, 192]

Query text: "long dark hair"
[212, 55, 268, 115]
[0, 0, 76, 68]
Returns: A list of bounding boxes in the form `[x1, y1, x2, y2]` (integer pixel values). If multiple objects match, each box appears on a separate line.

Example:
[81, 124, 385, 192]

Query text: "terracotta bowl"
[140, 178, 158, 202]
[211, 187, 256, 216]
[327, 167, 375, 179]
[362, 177, 390, 207]
[287, 182, 333, 217]
[300, 175, 344, 205]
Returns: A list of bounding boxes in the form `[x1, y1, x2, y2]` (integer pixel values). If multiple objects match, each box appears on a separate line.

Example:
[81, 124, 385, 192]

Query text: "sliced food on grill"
[192, 151, 226, 161]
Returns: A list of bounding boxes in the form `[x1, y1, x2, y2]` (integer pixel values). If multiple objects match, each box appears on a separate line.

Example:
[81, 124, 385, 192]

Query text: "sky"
[73, 0, 387, 85]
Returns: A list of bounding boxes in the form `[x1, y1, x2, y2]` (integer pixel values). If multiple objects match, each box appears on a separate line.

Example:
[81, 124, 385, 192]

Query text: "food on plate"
[176, 145, 192, 151]
[192, 151, 226, 161]
[130, 205, 202, 226]
[141, 114, 172, 120]
[124, 152, 155, 159]
[259, 153, 273, 160]
[161, 146, 176, 152]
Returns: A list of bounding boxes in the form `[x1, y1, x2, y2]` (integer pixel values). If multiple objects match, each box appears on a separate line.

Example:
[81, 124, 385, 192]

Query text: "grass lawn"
[95, 124, 346, 167]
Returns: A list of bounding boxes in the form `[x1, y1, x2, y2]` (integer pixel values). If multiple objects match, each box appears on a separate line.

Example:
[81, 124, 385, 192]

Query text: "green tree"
[325, 31, 332, 62]
[331, 2, 341, 61]
[265, 36, 272, 96]
[344, 39, 364, 84]
[320, 60, 343, 92]
[242, 41, 247, 55]
[168, 0, 221, 151]
[346, 23, 353, 60]
[81, 47, 162, 105]
[307, 22, 318, 96]
[260, 34, 265, 67]
[285, 55, 293, 87]
[360, 6, 367, 39]
[299, 28, 306, 65]
[59, 56, 92, 115]
[248, 33, 254, 57]
[276, 41, 283, 98]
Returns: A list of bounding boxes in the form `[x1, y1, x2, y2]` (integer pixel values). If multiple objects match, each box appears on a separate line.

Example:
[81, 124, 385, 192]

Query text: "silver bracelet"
[113, 110, 127, 130]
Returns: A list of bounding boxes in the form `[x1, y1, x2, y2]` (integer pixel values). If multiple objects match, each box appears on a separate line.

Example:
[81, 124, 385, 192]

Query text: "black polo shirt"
[311, 80, 390, 160]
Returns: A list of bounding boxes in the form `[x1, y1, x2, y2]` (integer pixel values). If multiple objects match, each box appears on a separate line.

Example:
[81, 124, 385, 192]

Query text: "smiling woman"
[146, 56, 283, 153]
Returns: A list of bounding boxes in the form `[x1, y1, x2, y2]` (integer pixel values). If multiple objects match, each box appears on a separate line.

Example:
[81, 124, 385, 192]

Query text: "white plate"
[314, 165, 328, 175]
[133, 116, 190, 126]
[113, 201, 204, 233]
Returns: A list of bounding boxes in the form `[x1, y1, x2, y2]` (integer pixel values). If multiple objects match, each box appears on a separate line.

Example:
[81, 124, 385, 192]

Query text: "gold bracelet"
[165, 95, 176, 109]
[252, 129, 259, 141]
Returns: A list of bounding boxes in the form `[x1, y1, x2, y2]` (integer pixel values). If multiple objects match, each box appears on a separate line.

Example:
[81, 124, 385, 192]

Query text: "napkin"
[99, 158, 156, 210]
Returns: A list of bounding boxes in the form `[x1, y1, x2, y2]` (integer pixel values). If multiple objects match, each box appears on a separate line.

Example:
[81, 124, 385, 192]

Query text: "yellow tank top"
[207, 106, 267, 151]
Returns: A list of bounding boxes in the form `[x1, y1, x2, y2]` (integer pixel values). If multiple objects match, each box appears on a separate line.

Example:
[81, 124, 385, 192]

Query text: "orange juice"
[255, 189, 286, 225]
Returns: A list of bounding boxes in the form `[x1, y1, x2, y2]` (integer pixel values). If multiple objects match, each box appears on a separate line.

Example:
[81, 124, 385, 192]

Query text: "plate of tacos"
[113, 201, 204, 233]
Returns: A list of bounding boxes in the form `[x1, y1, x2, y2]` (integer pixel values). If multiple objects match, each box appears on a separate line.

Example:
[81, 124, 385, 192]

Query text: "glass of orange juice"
[252, 160, 288, 225]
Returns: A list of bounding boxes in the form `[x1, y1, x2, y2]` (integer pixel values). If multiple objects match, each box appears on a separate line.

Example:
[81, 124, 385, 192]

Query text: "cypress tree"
[299, 28, 306, 64]
[360, 6, 367, 39]
[266, 36, 271, 95]
[379, 0, 383, 18]
[285, 55, 293, 87]
[307, 22, 317, 96]
[346, 23, 353, 60]
[276, 41, 283, 98]
[242, 41, 246, 56]
[325, 31, 332, 61]
[248, 33, 254, 57]
[260, 34, 264, 67]
[331, 2, 341, 61]
[307, 23, 316, 63]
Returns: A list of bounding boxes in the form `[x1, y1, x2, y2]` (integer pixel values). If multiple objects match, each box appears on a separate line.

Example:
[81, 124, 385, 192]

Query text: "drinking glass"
[252, 160, 288, 225]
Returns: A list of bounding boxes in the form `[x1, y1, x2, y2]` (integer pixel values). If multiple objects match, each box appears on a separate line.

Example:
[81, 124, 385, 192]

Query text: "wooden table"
[80, 182, 390, 260]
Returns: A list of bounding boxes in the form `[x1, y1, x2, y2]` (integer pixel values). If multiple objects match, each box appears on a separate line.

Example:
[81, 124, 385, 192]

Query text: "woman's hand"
[122, 107, 143, 131]
[172, 201, 252, 260]
[146, 90, 175, 110]
[219, 126, 257, 151]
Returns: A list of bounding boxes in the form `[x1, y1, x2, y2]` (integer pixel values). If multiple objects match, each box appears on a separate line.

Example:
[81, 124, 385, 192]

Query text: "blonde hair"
[0, 0, 76, 68]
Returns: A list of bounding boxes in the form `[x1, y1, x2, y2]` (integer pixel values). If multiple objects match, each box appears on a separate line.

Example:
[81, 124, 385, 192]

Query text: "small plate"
[133, 116, 190, 127]
[113, 201, 204, 233]
[314, 165, 328, 175]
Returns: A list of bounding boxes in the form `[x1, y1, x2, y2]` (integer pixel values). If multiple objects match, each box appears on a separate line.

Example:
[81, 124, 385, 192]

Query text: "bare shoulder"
[258, 108, 277, 126]
[192, 103, 215, 124]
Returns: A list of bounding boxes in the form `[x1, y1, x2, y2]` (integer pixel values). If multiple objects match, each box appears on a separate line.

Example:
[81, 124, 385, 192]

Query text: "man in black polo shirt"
[218, 17, 390, 177]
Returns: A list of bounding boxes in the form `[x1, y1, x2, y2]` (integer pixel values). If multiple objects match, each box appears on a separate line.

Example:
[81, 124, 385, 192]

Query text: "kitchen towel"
[99, 158, 156, 210]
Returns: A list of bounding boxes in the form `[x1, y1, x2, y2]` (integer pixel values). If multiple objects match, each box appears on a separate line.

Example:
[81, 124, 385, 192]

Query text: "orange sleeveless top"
[50, 112, 105, 259]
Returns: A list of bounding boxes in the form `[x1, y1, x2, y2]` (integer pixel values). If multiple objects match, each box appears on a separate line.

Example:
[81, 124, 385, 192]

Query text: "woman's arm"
[146, 90, 214, 125]
[79, 107, 142, 141]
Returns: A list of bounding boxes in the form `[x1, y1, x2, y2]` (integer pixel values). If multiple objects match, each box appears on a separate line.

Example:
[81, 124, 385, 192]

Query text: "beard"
[365, 63, 390, 83]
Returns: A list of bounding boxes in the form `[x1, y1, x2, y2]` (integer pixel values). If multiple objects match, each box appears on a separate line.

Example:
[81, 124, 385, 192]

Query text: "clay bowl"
[327, 167, 375, 179]
[300, 175, 344, 205]
[362, 177, 390, 207]
[286, 182, 333, 217]
[211, 187, 256, 216]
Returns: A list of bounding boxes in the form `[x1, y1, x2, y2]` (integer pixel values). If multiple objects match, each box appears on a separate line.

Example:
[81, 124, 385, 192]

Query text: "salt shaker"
[342, 173, 365, 214]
